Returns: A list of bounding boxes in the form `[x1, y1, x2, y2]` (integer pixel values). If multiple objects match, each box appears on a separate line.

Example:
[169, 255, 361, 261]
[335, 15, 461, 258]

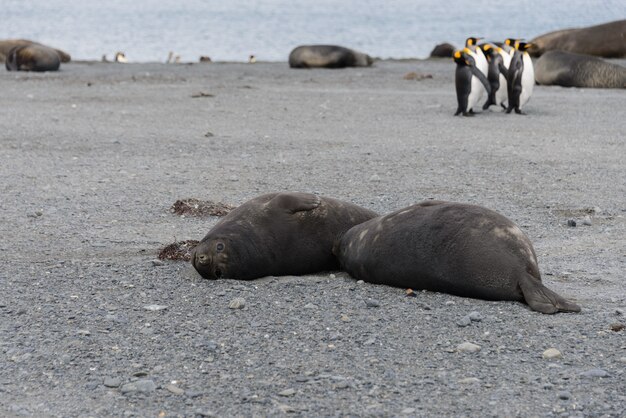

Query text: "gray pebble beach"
[1, 59, 625, 416]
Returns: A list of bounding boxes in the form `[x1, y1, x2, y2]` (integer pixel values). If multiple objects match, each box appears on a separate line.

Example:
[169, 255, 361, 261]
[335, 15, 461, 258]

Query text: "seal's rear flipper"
[519, 273, 581, 314]
[269, 192, 321, 214]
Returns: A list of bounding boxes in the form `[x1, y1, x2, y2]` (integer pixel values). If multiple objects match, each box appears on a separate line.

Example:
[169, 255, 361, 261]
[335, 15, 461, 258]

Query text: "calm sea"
[2, 0, 625, 62]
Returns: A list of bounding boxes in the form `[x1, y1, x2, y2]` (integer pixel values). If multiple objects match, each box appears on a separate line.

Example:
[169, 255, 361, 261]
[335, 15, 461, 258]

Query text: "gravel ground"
[1, 59, 625, 417]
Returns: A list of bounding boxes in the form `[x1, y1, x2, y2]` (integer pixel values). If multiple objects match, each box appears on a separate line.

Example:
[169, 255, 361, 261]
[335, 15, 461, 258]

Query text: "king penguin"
[506, 41, 534, 114]
[453, 49, 491, 116]
[464, 37, 489, 103]
[481, 44, 510, 109]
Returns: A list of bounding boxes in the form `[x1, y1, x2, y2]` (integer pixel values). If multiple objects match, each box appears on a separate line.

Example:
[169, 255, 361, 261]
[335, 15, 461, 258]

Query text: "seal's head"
[191, 237, 236, 280]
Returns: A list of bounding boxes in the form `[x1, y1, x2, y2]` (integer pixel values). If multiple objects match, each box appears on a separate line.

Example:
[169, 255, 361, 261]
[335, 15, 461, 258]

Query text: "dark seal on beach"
[528, 19, 626, 58]
[191, 192, 378, 280]
[288, 45, 374, 68]
[429, 43, 456, 58]
[334, 201, 581, 314]
[5, 44, 61, 72]
[0, 39, 71, 63]
[535, 50, 626, 89]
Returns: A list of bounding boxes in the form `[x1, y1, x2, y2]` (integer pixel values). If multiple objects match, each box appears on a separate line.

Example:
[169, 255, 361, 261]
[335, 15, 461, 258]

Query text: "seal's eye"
[214, 268, 222, 278]
[216, 243, 225, 252]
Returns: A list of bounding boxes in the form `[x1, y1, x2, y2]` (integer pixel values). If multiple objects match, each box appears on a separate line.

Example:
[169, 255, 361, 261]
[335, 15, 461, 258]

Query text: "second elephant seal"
[535, 50, 626, 88]
[334, 200, 581, 314]
[289, 45, 374, 68]
[191, 192, 378, 280]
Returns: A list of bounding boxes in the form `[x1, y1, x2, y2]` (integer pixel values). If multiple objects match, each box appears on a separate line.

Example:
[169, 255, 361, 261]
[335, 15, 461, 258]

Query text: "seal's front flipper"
[269, 192, 321, 214]
[519, 273, 581, 314]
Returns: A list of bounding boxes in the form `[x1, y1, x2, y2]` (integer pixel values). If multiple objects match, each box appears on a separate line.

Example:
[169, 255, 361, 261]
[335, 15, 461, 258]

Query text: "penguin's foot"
[515, 108, 526, 115]
[505, 108, 513, 114]
[500, 103, 506, 109]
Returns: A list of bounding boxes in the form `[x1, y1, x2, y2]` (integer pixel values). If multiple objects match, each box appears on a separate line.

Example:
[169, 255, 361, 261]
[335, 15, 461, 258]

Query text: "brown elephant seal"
[191, 192, 378, 280]
[535, 50, 626, 88]
[0, 39, 70, 63]
[529, 19, 626, 58]
[5, 44, 61, 72]
[429, 43, 456, 58]
[334, 201, 581, 314]
[289, 45, 373, 68]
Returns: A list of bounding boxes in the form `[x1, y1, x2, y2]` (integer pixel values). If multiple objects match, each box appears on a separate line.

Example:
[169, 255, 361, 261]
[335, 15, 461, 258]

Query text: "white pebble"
[457, 342, 481, 353]
[543, 348, 562, 359]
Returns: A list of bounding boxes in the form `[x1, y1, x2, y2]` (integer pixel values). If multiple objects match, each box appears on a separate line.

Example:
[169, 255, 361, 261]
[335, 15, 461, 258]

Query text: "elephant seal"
[5, 44, 61, 72]
[334, 201, 581, 314]
[191, 192, 378, 280]
[0, 39, 70, 63]
[529, 19, 626, 58]
[289, 45, 373, 68]
[429, 43, 456, 58]
[535, 50, 626, 88]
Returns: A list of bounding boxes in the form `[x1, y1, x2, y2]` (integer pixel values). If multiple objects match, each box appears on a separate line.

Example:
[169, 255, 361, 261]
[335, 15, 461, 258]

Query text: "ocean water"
[2, 0, 625, 62]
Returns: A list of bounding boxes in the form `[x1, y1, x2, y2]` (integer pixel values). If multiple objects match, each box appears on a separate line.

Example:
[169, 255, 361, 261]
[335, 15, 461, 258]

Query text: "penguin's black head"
[465, 37, 482, 47]
[517, 42, 533, 51]
[505, 38, 522, 48]
[481, 44, 495, 57]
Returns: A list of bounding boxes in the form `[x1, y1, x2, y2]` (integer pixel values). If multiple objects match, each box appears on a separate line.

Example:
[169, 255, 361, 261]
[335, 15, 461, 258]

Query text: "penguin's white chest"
[519, 53, 534, 109]
[467, 74, 483, 111]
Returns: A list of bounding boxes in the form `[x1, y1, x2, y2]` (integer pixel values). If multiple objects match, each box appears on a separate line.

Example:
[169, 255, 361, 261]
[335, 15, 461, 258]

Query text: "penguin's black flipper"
[482, 95, 494, 110]
[498, 62, 508, 77]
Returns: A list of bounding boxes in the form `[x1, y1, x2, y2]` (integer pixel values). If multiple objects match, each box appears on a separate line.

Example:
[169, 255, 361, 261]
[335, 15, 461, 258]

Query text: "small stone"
[77, 329, 91, 336]
[369, 174, 381, 182]
[229, 297, 245, 309]
[103, 377, 121, 388]
[120, 379, 157, 394]
[616, 308, 624, 315]
[363, 337, 376, 346]
[609, 323, 625, 332]
[457, 342, 481, 353]
[166, 384, 184, 395]
[567, 219, 576, 227]
[445, 300, 456, 306]
[356, 280, 364, 284]
[340, 314, 351, 322]
[329, 273, 336, 279]
[582, 215, 592, 226]
[304, 303, 317, 309]
[334, 381, 350, 389]
[457, 316, 471, 327]
[143, 304, 168, 311]
[35, 210, 43, 217]
[558, 391, 571, 400]
[278, 388, 296, 397]
[365, 299, 380, 308]
[581, 368, 609, 378]
[459, 377, 480, 384]
[151, 259, 164, 266]
[618, 357, 626, 364]
[543, 348, 562, 359]
[400, 407, 416, 414]
[468, 311, 483, 322]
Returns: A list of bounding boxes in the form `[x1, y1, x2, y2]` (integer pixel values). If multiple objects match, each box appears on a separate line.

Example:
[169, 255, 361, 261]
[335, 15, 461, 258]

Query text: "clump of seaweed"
[158, 240, 200, 261]
[170, 198, 235, 217]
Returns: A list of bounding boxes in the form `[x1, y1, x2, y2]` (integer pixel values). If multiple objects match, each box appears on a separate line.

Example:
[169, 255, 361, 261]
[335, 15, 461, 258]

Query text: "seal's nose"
[196, 254, 209, 264]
